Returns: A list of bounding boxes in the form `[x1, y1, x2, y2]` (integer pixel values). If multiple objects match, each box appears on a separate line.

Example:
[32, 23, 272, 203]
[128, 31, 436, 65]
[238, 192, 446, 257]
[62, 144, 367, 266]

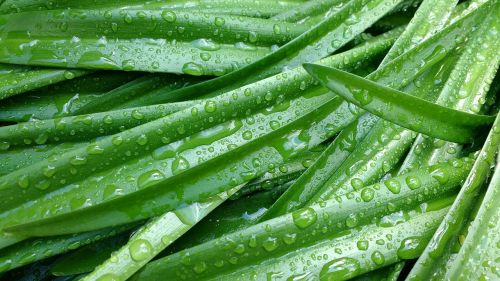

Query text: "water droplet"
[192, 38, 220, 51]
[282, 233, 297, 245]
[122, 60, 135, 71]
[131, 110, 144, 120]
[346, 214, 358, 228]
[384, 179, 401, 194]
[161, 11, 176, 22]
[172, 156, 190, 174]
[124, 14, 133, 24]
[136, 134, 148, 146]
[357, 240, 369, 250]
[103, 115, 113, 124]
[397, 236, 425, 259]
[262, 237, 278, 252]
[405, 176, 421, 190]
[292, 207, 317, 229]
[320, 258, 361, 280]
[112, 135, 123, 146]
[138, 169, 165, 188]
[430, 167, 449, 184]
[129, 239, 152, 261]
[371, 250, 385, 265]
[350, 178, 364, 190]
[70, 155, 87, 166]
[351, 88, 372, 106]
[87, 144, 104, 155]
[193, 262, 207, 273]
[0, 141, 10, 150]
[273, 24, 281, 35]
[63, 70, 75, 79]
[182, 62, 204, 76]
[214, 17, 225, 26]
[360, 188, 374, 202]
[17, 175, 29, 188]
[204, 101, 216, 113]
[233, 244, 245, 254]
[242, 130, 253, 140]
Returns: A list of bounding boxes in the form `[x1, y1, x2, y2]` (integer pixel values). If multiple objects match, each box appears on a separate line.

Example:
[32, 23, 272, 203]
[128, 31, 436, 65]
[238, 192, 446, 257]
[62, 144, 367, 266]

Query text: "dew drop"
[161, 11, 176, 22]
[320, 257, 361, 281]
[129, 239, 152, 262]
[292, 207, 317, 229]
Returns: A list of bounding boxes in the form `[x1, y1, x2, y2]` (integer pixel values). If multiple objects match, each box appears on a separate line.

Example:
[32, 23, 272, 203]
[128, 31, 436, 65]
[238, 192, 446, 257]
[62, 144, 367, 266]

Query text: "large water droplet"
[292, 207, 317, 229]
[320, 257, 361, 281]
[129, 239, 153, 262]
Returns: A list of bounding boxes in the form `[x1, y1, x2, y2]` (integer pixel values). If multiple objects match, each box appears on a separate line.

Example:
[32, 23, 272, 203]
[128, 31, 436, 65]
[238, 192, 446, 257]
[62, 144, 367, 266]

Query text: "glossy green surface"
[304, 65, 494, 143]
[132, 157, 471, 280]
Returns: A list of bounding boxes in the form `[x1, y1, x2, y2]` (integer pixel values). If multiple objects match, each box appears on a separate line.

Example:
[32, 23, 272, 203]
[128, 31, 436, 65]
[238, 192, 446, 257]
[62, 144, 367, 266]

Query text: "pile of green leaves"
[0, 0, 498, 280]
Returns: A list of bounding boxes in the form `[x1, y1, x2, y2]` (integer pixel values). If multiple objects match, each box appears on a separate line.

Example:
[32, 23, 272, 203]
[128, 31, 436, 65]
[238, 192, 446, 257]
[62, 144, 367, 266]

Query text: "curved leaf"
[304, 64, 495, 143]
[0, 71, 139, 122]
[0, 224, 135, 273]
[262, 3, 488, 217]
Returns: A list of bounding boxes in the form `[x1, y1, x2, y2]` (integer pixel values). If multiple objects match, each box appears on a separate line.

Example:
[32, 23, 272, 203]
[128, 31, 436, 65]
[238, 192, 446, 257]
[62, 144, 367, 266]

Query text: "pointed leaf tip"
[305, 65, 495, 143]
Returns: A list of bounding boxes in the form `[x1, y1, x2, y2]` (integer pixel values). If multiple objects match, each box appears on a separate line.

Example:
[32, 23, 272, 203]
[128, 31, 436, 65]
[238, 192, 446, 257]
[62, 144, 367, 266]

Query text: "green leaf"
[271, 0, 349, 22]
[0, 71, 139, 122]
[130, 157, 471, 280]
[0, 27, 394, 241]
[0, 101, 196, 147]
[379, 0, 458, 65]
[0, 0, 304, 18]
[0, 65, 91, 101]
[407, 113, 500, 281]
[261, 3, 486, 216]
[79, 186, 242, 281]
[445, 146, 500, 280]
[51, 234, 130, 276]
[0, 10, 307, 74]
[70, 74, 205, 115]
[399, 4, 500, 174]
[303, 64, 495, 143]
[0, 224, 135, 273]
[260, 113, 377, 219]
[130, 0, 405, 105]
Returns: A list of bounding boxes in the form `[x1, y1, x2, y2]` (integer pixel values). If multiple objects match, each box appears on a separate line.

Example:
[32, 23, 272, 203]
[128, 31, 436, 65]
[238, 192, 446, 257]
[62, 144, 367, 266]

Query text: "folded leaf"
[303, 64, 495, 143]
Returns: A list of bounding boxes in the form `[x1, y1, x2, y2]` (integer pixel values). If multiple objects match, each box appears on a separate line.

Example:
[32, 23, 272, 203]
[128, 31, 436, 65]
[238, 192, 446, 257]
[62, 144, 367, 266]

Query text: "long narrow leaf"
[304, 64, 495, 143]
[130, 157, 471, 280]
[80, 185, 242, 281]
[131, 0, 405, 105]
